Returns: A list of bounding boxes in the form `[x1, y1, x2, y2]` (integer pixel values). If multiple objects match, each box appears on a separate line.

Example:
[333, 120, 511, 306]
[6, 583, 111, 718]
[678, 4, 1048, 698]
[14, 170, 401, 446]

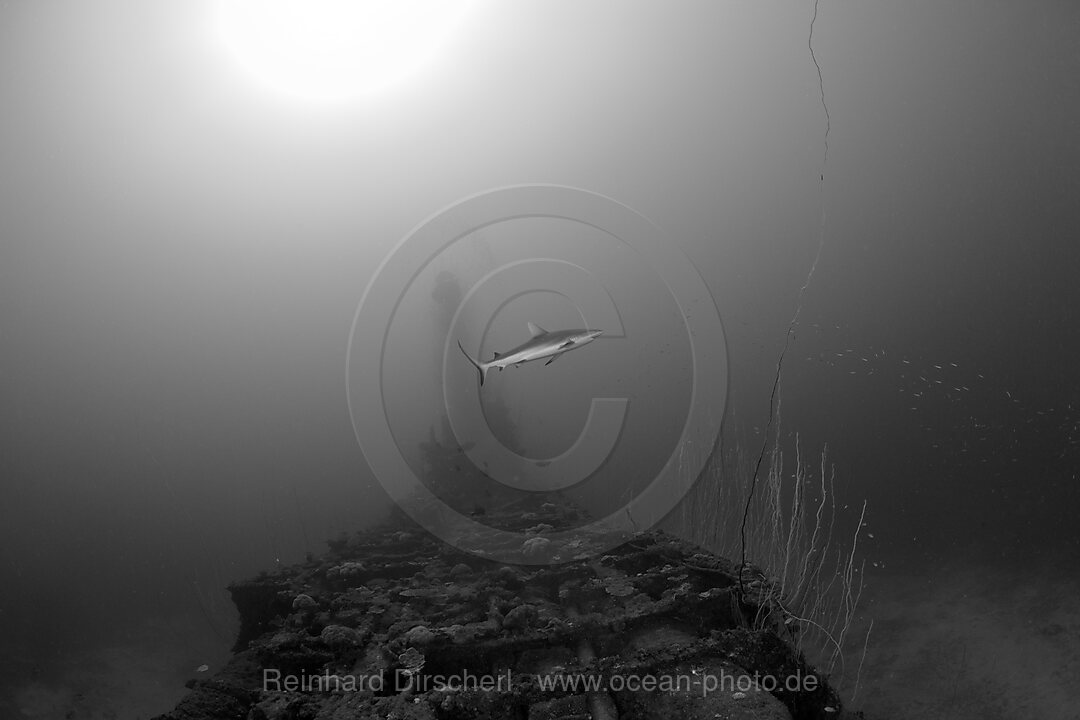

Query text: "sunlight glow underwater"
[215, 0, 475, 101]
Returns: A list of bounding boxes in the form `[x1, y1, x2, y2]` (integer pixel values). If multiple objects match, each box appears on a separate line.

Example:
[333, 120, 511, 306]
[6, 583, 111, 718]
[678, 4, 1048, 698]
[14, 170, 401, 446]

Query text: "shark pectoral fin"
[527, 321, 548, 337]
[545, 352, 566, 366]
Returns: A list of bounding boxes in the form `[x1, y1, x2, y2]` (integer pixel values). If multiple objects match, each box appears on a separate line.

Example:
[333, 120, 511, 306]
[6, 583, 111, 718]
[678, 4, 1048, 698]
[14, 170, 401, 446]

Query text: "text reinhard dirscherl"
[263, 668, 511, 694]
[262, 668, 820, 696]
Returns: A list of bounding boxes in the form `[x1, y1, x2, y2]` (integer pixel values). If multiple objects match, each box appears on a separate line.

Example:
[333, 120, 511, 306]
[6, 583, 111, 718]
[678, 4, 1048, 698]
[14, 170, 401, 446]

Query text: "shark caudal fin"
[457, 341, 488, 387]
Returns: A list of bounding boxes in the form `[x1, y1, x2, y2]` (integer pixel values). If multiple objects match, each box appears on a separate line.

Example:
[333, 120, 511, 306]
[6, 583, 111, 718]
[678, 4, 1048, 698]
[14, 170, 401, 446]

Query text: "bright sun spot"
[216, 0, 475, 101]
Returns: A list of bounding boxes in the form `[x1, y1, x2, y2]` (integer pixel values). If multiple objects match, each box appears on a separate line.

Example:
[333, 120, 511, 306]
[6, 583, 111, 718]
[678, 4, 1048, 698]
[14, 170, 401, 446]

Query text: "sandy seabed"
[0, 612, 232, 720]
[850, 556, 1080, 720]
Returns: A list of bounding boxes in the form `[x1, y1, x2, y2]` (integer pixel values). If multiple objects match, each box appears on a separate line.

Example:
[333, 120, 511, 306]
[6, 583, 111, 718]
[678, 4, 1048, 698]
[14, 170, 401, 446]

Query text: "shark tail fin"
[457, 341, 488, 387]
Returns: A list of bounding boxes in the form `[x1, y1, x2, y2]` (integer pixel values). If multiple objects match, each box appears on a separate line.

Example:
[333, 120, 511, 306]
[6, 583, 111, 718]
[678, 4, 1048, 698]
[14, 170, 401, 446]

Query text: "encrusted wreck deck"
[152, 496, 846, 720]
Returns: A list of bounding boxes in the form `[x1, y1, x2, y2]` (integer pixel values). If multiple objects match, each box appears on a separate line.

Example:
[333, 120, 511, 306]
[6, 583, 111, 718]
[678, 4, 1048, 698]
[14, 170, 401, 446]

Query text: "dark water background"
[1, 1, 1077, 717]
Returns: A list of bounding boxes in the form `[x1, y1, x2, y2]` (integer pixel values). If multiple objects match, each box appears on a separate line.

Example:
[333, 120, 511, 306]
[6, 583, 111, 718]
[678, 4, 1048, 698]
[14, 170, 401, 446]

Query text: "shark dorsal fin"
[527, 322, 548, 337]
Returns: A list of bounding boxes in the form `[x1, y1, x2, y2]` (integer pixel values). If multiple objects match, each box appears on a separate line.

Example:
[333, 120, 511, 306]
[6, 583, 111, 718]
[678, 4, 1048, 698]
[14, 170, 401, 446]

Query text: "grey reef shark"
[458, 322, 603, 387]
